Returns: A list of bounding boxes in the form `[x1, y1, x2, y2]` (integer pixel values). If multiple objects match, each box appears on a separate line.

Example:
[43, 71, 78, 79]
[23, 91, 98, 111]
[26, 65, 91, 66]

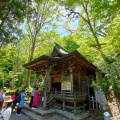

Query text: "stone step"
[22, 108, 42, 120]
[23, 103, 90, 120]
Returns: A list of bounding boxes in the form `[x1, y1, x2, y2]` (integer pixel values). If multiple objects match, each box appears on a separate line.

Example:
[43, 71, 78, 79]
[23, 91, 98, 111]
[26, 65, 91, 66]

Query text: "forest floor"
[108, 89, 120, 120]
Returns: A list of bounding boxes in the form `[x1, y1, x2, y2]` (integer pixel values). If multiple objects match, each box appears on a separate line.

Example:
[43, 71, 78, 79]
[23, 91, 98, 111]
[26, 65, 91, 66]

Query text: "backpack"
[11, 93, 16, 100]
[17, 94, 21, 103]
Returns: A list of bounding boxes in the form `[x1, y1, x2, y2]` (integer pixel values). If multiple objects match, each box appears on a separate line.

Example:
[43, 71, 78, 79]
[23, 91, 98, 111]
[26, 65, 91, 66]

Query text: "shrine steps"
[22, 103, 91, 120]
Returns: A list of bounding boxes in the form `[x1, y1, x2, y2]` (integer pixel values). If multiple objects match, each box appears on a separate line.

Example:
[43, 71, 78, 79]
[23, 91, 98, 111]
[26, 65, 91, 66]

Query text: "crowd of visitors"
[0, 86, 40, 120]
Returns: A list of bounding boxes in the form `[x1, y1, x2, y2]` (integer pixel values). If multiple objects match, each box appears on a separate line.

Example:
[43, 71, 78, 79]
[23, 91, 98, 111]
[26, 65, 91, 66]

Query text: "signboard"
[62, 81, 71, 90]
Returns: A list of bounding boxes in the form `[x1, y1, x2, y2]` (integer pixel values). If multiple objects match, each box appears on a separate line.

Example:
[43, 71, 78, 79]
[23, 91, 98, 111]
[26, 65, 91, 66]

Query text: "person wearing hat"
[0, 98, 4, 120]
[1, 96, 13, 120]
[0, 87, 7, 99]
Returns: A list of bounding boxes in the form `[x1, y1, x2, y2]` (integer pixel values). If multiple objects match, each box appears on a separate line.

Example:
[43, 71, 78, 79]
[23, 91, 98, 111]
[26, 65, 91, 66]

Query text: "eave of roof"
[23, 50, 97, 71]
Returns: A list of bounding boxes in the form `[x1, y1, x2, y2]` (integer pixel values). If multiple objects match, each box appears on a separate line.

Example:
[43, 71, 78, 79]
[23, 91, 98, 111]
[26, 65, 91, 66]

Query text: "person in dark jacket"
[16, 90, 27, 116]
[12, 89, 19, 112]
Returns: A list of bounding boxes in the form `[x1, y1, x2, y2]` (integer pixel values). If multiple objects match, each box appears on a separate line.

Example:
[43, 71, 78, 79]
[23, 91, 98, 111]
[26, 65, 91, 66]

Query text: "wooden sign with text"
[62, 81, 71, 90]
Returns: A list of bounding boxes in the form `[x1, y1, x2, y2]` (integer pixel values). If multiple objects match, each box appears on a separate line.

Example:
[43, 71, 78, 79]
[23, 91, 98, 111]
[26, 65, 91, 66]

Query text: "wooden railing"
[47, 91, 87, 111]
[54, 91, 87, 111]
[47, 91, 55, 104]
[54, 91, 87, 100]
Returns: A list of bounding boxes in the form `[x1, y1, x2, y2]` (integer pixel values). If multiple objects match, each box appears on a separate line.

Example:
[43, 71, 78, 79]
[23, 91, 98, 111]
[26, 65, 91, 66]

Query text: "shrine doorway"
[52, 82, 61, 91]
[52, 76, 61, 91]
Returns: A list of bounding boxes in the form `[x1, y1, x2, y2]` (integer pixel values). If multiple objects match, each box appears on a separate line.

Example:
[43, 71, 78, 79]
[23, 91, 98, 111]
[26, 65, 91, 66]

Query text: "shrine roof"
[23, 50, 97, 71]
[50, 42, 69, 57]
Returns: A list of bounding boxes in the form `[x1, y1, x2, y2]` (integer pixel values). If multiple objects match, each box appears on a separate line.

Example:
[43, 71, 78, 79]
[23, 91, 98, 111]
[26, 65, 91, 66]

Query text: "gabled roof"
[51, 43, 69, 57]
[23, 49, 97, 72]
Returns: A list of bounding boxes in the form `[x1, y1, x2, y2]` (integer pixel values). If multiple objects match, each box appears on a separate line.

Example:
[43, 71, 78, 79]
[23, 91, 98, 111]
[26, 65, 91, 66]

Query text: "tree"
[55, 0, 119, 63]
[0, 0, 32, 45]
[24, 0, 59, 86]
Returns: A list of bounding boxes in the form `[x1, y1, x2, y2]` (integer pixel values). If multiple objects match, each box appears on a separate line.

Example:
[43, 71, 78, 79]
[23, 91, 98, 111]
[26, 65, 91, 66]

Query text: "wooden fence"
[89, 95, 101, 110]
[47, 91, 87, 111]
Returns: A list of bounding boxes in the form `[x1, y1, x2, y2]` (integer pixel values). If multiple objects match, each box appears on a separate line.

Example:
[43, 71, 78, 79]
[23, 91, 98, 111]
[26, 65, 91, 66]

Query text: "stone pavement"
[9, 103, 91, 120]
[23, 103, 90, 120]
[10, 113, 31, 120]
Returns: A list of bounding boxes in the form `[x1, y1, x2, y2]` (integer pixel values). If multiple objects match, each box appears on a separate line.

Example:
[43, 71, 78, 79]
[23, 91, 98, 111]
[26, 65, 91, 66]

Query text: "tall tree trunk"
[25, 69, 31, 86]
[25, 39, 36, 86]
[81, 3, 107, 61]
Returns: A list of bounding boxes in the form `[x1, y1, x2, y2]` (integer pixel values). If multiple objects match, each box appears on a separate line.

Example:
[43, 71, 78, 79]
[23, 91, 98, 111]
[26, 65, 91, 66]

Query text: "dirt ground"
[108, 90, 120, 120]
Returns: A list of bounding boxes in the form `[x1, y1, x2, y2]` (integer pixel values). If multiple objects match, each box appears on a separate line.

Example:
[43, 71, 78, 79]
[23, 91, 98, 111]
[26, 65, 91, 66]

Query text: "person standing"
[32, 87, 39, 109]
[0, 87, 7, 99]
[0, 98, 4, 120]
[11, 89, 19, 112]
[16, 90, 27, 116]
[1, 96, 13, 120]
[29, 86, 36, 108]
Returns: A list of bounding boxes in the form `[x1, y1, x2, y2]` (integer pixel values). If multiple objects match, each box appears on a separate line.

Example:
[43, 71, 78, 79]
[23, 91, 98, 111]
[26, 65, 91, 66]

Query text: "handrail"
[55, 91, 87, 96]
[47, 91, 55, 98]
[55, 91, 87, 98]
[47, 91, 87, 110]
[47, 91, 55, 104]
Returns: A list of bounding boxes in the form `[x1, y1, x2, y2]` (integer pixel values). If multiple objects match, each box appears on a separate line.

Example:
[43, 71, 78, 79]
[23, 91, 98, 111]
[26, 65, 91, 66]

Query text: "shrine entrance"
[52, 76, 61, 91]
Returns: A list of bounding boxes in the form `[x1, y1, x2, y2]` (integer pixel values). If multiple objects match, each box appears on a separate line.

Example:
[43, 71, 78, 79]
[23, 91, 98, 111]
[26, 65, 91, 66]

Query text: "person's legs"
[12, 101, 17, 112]
[29, 96, 34, 107]
[18, 107, 22, 114]
[17, 107, 21, 114]
[17, 107, 20, 114]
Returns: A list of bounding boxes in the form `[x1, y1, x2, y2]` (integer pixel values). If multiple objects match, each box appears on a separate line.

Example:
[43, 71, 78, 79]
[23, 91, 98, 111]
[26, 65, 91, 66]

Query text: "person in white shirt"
[2, 96, 13, 120]
[29, 86, 36, 108]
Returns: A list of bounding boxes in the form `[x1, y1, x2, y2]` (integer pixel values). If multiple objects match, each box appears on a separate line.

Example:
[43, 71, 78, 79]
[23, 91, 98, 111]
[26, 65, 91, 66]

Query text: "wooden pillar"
[48, 75, 51, 93]
[43, 87, 47, 108]
[79, 72, 81, 93]
[43, 69, 51, 108]
[69, 67, 73, 92]
[61, 69, 64, 91]
[34, 73, 39, 87]
[74, 93, 77, 111]
[63, 93, 65, 110]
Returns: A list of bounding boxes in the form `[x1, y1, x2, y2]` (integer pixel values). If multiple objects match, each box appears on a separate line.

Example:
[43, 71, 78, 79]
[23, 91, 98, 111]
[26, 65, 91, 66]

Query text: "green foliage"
[92, 73, 109, 95]
[0, 0, 120, 97]
[0, 0, 33, 44]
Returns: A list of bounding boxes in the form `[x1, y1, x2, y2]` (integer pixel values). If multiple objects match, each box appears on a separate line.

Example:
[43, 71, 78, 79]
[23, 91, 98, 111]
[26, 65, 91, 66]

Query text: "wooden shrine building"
[23, 43, 98, 111]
